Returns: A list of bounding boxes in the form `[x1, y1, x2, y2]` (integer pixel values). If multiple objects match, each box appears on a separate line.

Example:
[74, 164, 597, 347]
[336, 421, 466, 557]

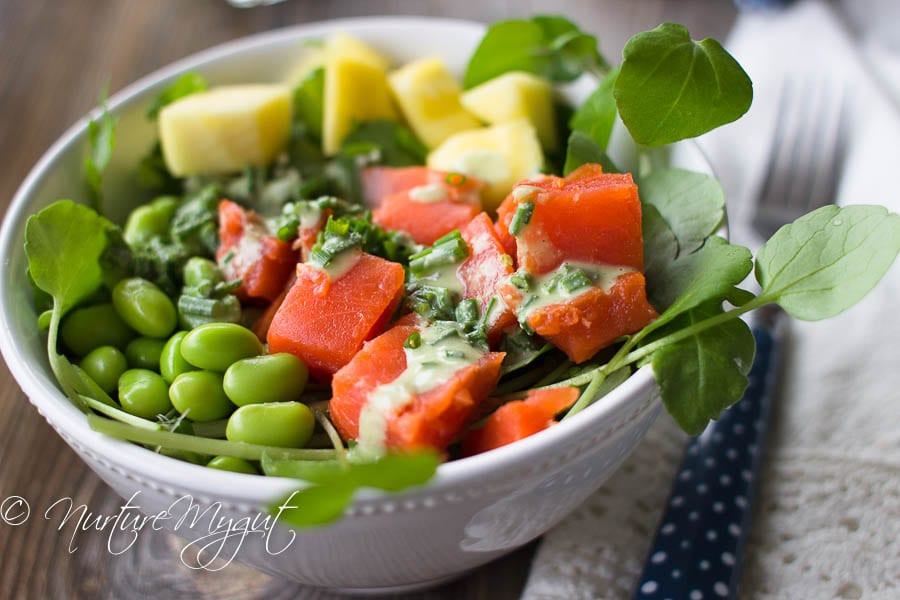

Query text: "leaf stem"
[88, 415, 337, 461]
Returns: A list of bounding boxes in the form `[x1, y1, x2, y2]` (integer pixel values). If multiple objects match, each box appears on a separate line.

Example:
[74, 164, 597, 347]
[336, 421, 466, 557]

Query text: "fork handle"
[633, 314, 782, 600]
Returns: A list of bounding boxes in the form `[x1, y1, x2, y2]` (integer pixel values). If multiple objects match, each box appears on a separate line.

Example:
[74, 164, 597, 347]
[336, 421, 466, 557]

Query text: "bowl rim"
[0, 15, 658, 505]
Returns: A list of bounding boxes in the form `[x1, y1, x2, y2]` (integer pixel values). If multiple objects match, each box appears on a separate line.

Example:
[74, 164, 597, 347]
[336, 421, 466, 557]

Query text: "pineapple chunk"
[460, 72, 558, 151]
[326, 33, 391, 71]
[388, 57, 481, 148]
[427, 120, 544, 211]
[159, 84, 291, 176]
[322, 56, 398, 155]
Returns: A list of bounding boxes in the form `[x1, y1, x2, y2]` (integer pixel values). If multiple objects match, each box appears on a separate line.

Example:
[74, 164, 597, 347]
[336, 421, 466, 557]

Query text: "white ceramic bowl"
[0, 17, 708, 594]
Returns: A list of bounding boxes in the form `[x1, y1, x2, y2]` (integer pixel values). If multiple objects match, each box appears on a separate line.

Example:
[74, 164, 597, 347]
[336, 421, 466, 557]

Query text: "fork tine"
[752, 77, 849, 238]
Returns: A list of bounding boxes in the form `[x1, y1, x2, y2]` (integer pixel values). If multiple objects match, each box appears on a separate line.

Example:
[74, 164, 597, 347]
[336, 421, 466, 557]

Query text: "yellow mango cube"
[460, 71, 558, 151]
[322, 56, 398, 155]
[388, 57, 482, 148]
[158, 84, 291, 176]
[427, 120, 544, 211]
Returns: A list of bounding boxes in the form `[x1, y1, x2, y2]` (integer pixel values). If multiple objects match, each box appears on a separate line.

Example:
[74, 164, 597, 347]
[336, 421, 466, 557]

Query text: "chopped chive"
[445, 172, 468, 187]
[404, 332, 422, 349]
[508, 200, 534, 236]
[509, 272, 533, 291]
[560, 267, 592, 293]
[455, 298, 479, 328]
[408, 229, 469, 277]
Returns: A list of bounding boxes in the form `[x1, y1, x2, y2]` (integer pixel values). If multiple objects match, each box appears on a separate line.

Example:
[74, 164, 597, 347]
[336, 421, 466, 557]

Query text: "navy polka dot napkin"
[634, 324, 779, 600]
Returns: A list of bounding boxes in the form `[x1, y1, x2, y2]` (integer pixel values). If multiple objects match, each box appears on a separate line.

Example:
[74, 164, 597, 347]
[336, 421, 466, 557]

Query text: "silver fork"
[634, 78, 849, 600]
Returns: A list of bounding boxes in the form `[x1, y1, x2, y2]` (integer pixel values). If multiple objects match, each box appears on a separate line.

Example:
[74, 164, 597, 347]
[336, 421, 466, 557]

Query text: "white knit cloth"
[521, 2, 900, 598]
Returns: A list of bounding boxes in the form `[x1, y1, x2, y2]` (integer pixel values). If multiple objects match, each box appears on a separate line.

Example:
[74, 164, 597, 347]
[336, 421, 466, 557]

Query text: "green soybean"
[225, 402, 314, 448]
[60, 303, 135, 356]
[183, 257, 223, 290]
[180, 323, 263, 371]
[79, 346, 128, 394]
[160, 331, 196, 383]
[169, 370, 234, 422]
[112, 278, 177, 339]
[125, 337, 167, 371]
[118, 369, 172, 419]
[123, 196, 178, 246]
[223, 353, 308, 406]
[206, 456, 258, 474]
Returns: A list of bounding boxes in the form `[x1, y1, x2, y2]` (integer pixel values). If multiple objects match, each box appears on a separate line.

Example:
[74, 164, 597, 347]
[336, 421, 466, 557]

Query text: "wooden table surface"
[0, 1, 735, 598]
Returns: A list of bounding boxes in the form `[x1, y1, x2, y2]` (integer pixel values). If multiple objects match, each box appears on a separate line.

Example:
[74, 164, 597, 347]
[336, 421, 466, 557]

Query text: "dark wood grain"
[0, 1, 735, 598]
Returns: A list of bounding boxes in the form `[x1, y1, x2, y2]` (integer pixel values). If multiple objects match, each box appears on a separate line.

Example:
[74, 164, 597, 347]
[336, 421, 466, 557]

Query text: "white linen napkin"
[521, 2, 900, 598]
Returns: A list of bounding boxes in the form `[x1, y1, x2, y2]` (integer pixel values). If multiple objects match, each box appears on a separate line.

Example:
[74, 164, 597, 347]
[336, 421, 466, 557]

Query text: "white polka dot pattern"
[634, 327, 778, 599]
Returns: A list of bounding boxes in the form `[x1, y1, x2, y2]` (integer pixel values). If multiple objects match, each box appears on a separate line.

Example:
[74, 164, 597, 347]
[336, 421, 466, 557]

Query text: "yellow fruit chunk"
[327, 33, 391, 71]
[460, 72, 558, 151]
[427, 120, 544, 211]
[322, 57, 398, 155]
[388, 57, 482, 148]
[159, 85, 291, 176]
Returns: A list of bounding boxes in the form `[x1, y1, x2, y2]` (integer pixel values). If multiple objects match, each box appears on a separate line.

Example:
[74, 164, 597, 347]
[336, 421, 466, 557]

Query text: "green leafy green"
[83, 87, 116, 213]
[639, 168, 725, 255]
[563, 131, 618, 175]
[25, 201, 111, 406]
[265, 451, 440, 528]
[569, 66, 619, 151]
[146, 72, 208, 120]
[292, 67, 325, 139]
[340, 120, 427, 167]
[463, 16, 607, 89]
[651, 301, 755, 434]
[756, 205, 900, 320]
[614, 23, 752, 146]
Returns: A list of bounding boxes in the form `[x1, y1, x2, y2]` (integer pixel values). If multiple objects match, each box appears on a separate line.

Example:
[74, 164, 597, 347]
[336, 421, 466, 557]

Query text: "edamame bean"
[223, 353, 308, 406]
[112, 277, 177, 338]
[225, 402, 314, 448]
[123, 196, 178, 246]
[79, 346, 127, 394]
[183, 257, 223, 290]
[169, 371, 234, 422]
[118, 369, 172, 419]
[206, 456, 258, 474]
[60, 303, 135, 356]
[180, 323, 263, 371]
[125, 337, 166, 371]
[160, 331, 197, 383]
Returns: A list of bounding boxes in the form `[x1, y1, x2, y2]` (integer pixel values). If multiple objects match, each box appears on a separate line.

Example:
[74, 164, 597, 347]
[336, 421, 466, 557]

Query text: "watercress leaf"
[84, 86, 117, 213]
[756, 205, 900, 320]
[146, 72, 208, 120]
[646, 236, 753, 325]
[641, 203, 679, 298]
[25, 200, 108, 314]
[615, 23, 752, 146]
[532, 15, 608, 80]
[463, 20, 546, 89]
[569, 66, 619, 151]
[651, 300, 755, 435]
[639, 168, 725, 255]
[341, 120, 427, 167]
[563, 131, 619, 175]
[292, 66, 325, 139]
[500, 328, 553, 374]
[463, 16, 607, 88]
[271, 483, 356, 528]
[265, 451, 440, 527]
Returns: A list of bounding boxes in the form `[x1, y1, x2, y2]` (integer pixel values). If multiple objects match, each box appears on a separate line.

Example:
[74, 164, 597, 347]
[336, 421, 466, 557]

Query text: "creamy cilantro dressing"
[413, 262, 465, 295]
[322, 248, 362, 281]
[408, 183, 449, 203]
[296, 202, 323, 229]
[356, 321, 485, 456]
[515, 261, 635, 321]
[512, 184, 542, 201]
